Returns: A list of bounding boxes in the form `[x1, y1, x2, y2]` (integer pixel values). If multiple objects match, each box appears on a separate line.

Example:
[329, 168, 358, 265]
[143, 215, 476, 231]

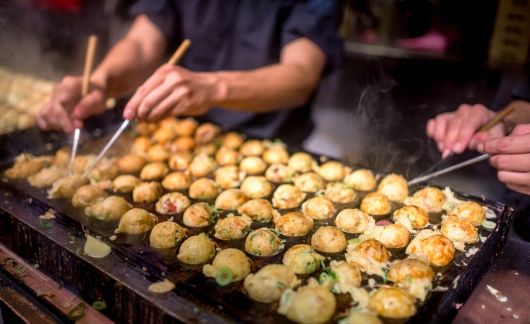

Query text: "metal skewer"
[68, 128, 81, 174]
[407, 153, 490, 186]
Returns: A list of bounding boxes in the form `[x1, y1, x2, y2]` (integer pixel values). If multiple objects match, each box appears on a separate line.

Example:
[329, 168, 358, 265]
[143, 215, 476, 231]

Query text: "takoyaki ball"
[150, 221, 187, 249]
[344, 169, 377, 192]
[441, 217, 478, 246]
[240, 176, 272, 199]
[245, 228, 283, 257]
[189, 153, 217, 178]
[194, 122, 221, 144]
[214, 215, 252, 240]
[324, 260, 362, 293]
[275, 212, 314, 237]
[48, 174, 89, 199]
[377, 173, 408, 202]
[28, 166, 66, 188]
[177, 233, 216, 265]
[263, 145, 289, 165]
[146, 143, 170, 162]
[301, 196, 336, 220]
[183, 202, 212, 227]
[294, 172, 325, 193]
[345, 239, 391, 276]
[317, 161, 347, 182]
[341, 310, 382, 324]
[272, 184, 306, 209]
[265, 164, 294, 184]
[240, 156, 267, 175]
[140, 162, 169, 181]
[406, 230, 455, 267]
[311, 226, 347, 253]
[130, 136, 151, 156]
[240, 139, 265, 157]
[369, 287, 416, 320]
[388, 258, 434, 301]
[88, 158, 119, 182]
[53, 148, 71, 166]
[244, 264, 300, 303]
[215, 189, 248, 211]
[360, 192, 392, 216]
[155, 192, 191, 215]
[194, 143, 218, 156]
[115, 208, 157, 234]
[215, 146, 240, 166]
[203, 248, 251, 284]
[452, 201, 485, 226]
[5, 154, 51, 179]
[408, 187, 446, 213]
[72, 155, 96, 174]
[152, 127, 176, 144]
[277, 285, 336, 324]
[170, 136, 195, 152]
[132, 181, 163, 203]
[175, 118, 198, 136]
[325, 182, 357, 204]
[117, 154, 146, 174]
[168, 151, 192, 171]
[135, 122, 157, 136]
[113, 174, 141, 193]
[17, 113, 35, 129]
[335, 209, 375, 234]
[215, 166, 243, 189]
[159, 117, 179, 132]
[238, 199, 279, 223]
[283, 244, 324, 274]
[393, 205, 429, 232]
[72, 184, 107, 208]
[222, 131, 245, 149]
[85, 196, 131, 222]
[188, 178, 219, 201]
[287, 152, 315, 174]
[161, 171, 191, 191]
[368, 223, 410, 249]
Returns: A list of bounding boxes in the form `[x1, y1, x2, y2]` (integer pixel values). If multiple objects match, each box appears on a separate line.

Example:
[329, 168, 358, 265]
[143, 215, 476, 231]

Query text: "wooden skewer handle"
[167, 39, 191, 65]
[81, 35, 98, 96]
[478, 105, 516, 132]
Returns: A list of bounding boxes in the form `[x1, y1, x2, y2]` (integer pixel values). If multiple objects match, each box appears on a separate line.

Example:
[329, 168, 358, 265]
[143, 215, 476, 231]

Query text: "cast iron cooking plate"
[0, 120, 514, 324]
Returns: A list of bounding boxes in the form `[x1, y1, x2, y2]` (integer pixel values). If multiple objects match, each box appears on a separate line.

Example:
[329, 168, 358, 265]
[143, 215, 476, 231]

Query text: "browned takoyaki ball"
[117, 154, 146, 174]
[240, 139, 265, 156]
[188, 178, 219, 201]
[194, 123, 221, 144]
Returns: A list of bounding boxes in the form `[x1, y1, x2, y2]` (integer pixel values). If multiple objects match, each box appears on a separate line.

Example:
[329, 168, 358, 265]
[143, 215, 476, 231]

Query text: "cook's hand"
[479, 124, 530, 195]
[37, 76, 107, 132]
[426, 104, 505, 157]
[123, 65, 220, 122]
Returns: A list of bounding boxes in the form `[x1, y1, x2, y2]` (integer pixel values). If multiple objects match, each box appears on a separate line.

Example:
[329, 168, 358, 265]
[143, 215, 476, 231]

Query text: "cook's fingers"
[73, 91, 104, 120]
[480, 134, 530, 154]
[489, 153, 530, 172]
[453, 115, 489, 153]
[443, 117, 463, 152]
[511, 124, 530, 136]
[432, 114, 452, 151]
[506, 183, 530, 196]
[147, 86, 190, 121]
[123, 73, 165, 119]
[497, 170, 530, 187]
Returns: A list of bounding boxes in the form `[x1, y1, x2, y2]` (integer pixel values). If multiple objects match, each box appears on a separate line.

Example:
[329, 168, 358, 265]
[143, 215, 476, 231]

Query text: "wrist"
[89, 72, 109, 97]
[209, 72, 229, 105]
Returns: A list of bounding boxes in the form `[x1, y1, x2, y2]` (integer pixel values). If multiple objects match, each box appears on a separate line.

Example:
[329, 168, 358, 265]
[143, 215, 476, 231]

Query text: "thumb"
[510, 124, 530, 136]
[73, 91, 105, 120]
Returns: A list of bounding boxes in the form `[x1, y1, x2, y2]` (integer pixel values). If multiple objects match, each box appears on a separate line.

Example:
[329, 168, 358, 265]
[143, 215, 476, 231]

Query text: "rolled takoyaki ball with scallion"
[155, 192, 190, 215]
[221, 131, 245, 149]
[117, 154, 146, 174]
[215, 146, 240, 166]
[132, 181, 163, 203]
[213, 215, 252, 240]
[28, 166, 66, 188]
[240, 139, 265, 157]
[53, 147, 71, 166]
[240, 176, 272, 199]
[189, 153, 217, 178]
[175, 118, 198, 137]
[320, 261, 362, 293]
[177, 233, 216, 265]
[278, 285, 337, 324]
[130, 136, 151, 156]
[452, 201, 485, 226]
[265, 164, 294, 184]
[239, 156, 267, 175]
[369, 287, 416, 320]
[335, 208, 375, 234]
[344, 169, 377, 191]
[377, 173, 408, 202]
[441, 216, 478, 247]
[140, 161, 169, 181]
[345, 239, 391, 276]
[88, 158, 120, 182]
[406, 230, 455, 267]
[341, 310, 382, 324]
[388, 258, 434, 301]
[112, 175, 140, 193]
[115, 208, 157, 234]
[150, 221, 187, 249]
[48, 174, 89, 199]
[274, 212, 314, 237]
[188, 178, 219, 201]
[317, 160, 347, 182]
[71, 155, 96, 174]
[301, 196, 336, 220]
[159, 117, 179, 131]
[294, 172, 325, 193]
[367, 223, 410, 249]
[214, 189, 248, 211]
[135, 122, 157, 136]
[238, 199, 279, 223]
[287, 152, 315, 174]
[393, 205, 429, 232]
[262, 145, 289, 165]
[244, 264, 300, 304]
[272, 184, 306, 209]
[183, 202, 213, 227]
[407, 186, 446, 213]
[168, 151, 192, 171]
[311, 226, 347, 253]
[85, 196, 131, 222]
[360, 192, 392, 216]
[194, 122, 221, 144]
[194, 143, 218, 156]
[72, 184, 107, 208]
[152, 127, 176, 144]
[282, 244, 325, 274]
[325, 182, 357, 204]
[245, 228, 283, 257]
[161, 171, 190, 191]
[215, 165, 243, 189]
[170, 136, 195, 152]
[203, 248, 251, 285]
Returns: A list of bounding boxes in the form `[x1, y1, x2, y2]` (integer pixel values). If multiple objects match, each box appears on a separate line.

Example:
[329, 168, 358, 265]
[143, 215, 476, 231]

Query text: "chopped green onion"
[14, 265, 27, 275]
[92, 300, 107, 311]
[348, 238, 360, 245]
[67, 303, 86, 321]
[215, 267, 233, 286]
[39, 219, 53, 229]
[481, 220, 496, 230]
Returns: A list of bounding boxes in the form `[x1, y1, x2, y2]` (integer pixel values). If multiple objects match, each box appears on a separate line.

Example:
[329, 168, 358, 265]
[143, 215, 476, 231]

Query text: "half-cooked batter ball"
[283, 244, 325, 274]
[243, 264, 300, 303]
[177, 233, 216, 265]
[245, 228, 283, 257]
[344, 169, 377, 191]
[150, 221, 187, 249]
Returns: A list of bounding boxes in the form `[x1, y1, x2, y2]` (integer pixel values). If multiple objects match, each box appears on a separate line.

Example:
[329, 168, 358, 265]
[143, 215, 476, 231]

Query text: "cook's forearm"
[506, 100, 530, 125]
